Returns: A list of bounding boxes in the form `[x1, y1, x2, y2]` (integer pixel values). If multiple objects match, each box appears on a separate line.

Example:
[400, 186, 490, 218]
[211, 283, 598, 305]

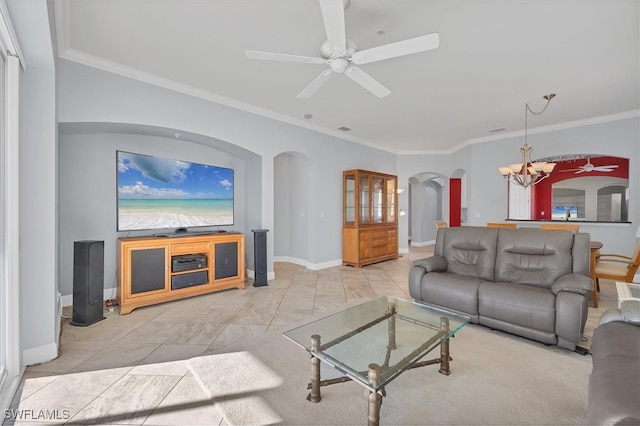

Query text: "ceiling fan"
[561, 157, 619, 174]
[245, 0, 439, 99]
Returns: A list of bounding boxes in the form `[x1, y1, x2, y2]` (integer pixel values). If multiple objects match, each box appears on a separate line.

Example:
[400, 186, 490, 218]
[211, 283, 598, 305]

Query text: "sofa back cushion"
[436, 227, 498, 281]
[495, 228, 573, 288]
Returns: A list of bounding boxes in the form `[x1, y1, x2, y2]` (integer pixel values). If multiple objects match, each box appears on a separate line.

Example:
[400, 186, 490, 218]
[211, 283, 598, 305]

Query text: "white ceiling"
[52, 0, 640, 153]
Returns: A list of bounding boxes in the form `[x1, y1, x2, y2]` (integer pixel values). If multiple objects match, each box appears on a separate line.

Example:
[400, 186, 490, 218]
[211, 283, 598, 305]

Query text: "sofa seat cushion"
[478, 282, 555, 333]
[420, 272, 484, 318]
[589, 321, 640, 425]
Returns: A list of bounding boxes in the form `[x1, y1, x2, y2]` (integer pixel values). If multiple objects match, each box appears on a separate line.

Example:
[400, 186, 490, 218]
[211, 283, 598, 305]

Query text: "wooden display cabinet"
[117, 233, 245, 314]
[342, 169, 398, 268]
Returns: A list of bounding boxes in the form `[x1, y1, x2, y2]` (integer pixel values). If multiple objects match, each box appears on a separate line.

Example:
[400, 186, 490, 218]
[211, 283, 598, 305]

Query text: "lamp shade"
[509, 163, 523, 173]
[498, 166, 512, 176]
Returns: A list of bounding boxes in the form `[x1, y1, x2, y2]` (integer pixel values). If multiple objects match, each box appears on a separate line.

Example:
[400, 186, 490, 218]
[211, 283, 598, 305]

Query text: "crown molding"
[398, 109, 640, 157]
[57, 46, 398, 154]
[468, 109, 640, 146]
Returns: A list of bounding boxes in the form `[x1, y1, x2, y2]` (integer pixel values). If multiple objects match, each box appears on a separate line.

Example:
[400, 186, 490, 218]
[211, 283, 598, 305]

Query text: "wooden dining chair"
[486, 222, 517, 229]
[540, 223, 580, 232]
[595, 238, 640, 290]
[435, 221, 448, 231]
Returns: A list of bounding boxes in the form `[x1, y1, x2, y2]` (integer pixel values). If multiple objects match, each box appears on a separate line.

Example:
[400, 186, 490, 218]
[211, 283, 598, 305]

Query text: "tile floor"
[7, 245, 619, 425]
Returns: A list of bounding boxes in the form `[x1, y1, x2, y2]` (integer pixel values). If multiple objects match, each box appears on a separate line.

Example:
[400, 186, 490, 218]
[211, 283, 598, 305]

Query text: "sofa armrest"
[621, 299, 640, 324]
[598, 308, 625, 325]
[412, 255, 448, 272]
[598, 301, 640, 325]
[409, 256, 448, 300]
[550, 273, 593, 296]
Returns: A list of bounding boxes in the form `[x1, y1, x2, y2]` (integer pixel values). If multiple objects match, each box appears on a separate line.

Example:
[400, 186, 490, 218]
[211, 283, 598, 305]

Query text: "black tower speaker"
[252, 229, 268, 287]
[71, 240, 105, 326]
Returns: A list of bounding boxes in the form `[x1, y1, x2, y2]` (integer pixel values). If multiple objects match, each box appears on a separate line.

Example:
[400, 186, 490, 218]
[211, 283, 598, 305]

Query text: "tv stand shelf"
[117, 233, 245, 314]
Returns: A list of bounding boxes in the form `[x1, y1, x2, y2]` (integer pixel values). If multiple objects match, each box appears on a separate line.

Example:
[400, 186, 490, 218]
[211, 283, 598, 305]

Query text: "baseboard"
[411, 240, 435, 247]
[273, 256, 342, 271]
[23, 342, 58, 367]
[246, 268, 276, 281]
[60, 288, 118, 308]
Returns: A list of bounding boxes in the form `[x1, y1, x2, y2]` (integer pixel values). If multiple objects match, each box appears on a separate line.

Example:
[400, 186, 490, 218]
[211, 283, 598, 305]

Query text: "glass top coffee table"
[283, 296, 469, 426]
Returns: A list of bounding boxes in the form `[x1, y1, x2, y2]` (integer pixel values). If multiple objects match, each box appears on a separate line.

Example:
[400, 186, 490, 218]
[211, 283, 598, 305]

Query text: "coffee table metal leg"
[387, 301, 397, 351]
[308, 334, 322, 403]
[439, 317, 451, 375]
[367, 363, 382, 426]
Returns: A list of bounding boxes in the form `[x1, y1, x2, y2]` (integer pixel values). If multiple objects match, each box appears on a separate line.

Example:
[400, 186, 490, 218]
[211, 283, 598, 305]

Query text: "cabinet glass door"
[372, 177, 384, 222]
[386, 179, 396, 223]
[345, 174, 355, 224]
[360, 175, 370, 223]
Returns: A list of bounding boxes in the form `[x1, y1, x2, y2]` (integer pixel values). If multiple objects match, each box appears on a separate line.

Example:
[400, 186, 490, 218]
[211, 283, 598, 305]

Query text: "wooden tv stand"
[117, 233, 246, 314]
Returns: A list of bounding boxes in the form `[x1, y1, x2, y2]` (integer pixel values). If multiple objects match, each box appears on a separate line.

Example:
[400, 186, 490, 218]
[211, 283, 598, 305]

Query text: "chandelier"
[498, 94, 557, 187]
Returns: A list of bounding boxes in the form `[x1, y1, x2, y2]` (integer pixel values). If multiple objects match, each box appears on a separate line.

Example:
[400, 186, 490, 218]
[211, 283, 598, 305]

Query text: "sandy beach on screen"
[119, 212, 233, 230]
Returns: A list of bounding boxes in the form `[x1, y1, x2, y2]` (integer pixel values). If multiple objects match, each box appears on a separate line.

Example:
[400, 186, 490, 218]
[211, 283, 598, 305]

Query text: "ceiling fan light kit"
[245, 0, 440, 98]
[499, 94, 558, 188]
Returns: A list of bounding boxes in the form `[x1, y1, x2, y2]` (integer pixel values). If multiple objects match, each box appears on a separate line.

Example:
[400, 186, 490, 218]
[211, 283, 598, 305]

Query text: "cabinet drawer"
[172, 241, 211, 254]
[372, 246, 388, 257]
[372, 238, 387, 247]
[372, 229, 390, 239]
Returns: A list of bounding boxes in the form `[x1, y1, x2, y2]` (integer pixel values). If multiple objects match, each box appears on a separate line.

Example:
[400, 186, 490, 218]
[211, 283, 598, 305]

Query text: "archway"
[273, 151, 312, 263]
[451, 168, 468, 226]
[408, 173, 447, 245]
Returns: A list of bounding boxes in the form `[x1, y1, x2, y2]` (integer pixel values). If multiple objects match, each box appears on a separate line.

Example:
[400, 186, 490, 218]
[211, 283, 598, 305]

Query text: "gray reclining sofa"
[589, 300, 640, 425]
[409, 226, 593, 351]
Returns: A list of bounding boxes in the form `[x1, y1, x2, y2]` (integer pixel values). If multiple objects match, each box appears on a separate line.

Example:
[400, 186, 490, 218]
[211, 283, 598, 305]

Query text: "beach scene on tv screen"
[117, 151, 234, 231]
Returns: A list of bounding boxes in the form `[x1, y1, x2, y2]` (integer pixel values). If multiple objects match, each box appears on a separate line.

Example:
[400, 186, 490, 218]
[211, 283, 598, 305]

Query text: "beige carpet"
[188, 323, 592, 426]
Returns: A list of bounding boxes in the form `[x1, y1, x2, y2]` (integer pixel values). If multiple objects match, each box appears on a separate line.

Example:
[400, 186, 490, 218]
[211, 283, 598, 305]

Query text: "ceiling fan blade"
[297, 69, 334, 98]
[245, 50, 326, 65]
[593, 165, 618, 171]
[351, 33, 440, 65]
[344, 66, 391, 98]
[319, 0, 346, 56]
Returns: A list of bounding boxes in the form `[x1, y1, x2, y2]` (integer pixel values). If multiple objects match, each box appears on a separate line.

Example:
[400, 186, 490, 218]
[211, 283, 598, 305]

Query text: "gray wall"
[397, 116, 640, 256]
[10, 0, 58, 365]
[58, 131, 250, 298]
[56, 59, 398, 299]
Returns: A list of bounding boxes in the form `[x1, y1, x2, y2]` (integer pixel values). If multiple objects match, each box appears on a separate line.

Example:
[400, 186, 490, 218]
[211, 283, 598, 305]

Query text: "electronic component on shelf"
[171, 254, 207, 272]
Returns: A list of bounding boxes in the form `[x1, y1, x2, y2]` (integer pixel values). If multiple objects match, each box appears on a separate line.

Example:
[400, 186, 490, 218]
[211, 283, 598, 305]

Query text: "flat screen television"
[117, 150, 234, 232]
[551, 206, 578, 220]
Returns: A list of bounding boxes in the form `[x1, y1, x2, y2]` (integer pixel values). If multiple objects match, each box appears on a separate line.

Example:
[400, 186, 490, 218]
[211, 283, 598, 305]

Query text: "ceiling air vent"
[338, 126, 351, 132]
